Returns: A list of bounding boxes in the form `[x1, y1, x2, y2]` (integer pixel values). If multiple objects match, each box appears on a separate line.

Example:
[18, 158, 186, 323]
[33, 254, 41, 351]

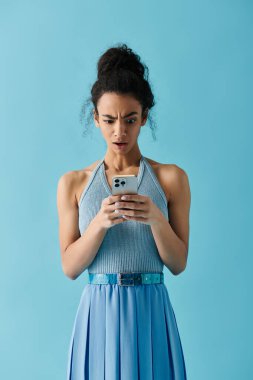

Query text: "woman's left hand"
[114, 194, 165, 226]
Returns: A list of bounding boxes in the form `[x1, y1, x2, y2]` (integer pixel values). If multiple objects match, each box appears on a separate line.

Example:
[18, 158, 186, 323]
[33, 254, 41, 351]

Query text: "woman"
[57, 43, 191, 379]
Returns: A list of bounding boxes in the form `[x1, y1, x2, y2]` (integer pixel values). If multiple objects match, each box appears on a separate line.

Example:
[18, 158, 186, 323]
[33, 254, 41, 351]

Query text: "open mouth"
[113, 143, 128, 146]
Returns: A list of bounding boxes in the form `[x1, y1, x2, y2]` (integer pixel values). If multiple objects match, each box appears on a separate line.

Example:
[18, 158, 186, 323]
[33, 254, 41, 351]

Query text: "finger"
[105, 195, 125, 205]
[114, 202, 147, 211]
[113, 217, 128, 224]
[110, 207, 127, 218]
[120, 215, 148, 221]
[119, 194, 146, 203]
[111, 212, 128, 221]
[115, 209, 147, 217]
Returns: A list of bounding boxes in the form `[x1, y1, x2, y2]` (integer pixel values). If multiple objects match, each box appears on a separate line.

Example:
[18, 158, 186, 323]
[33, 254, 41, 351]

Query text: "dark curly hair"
[79, 43, 157, 140]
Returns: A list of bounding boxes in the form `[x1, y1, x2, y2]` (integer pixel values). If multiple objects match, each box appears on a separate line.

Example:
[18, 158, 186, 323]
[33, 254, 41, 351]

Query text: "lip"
[113, 142, 128, 144]
[113, 142, 128, 150]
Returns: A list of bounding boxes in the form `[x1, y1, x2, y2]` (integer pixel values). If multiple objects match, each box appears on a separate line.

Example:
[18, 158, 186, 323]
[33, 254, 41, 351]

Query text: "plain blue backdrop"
[1, 1, 252, 379]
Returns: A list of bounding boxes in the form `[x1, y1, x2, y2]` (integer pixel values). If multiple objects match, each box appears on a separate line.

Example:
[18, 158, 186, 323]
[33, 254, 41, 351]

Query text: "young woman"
[57, 43, 191, 380]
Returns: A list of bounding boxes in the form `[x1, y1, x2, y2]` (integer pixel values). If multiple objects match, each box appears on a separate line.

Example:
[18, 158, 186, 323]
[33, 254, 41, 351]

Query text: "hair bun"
[80, 43, 157, 140]
[97, 43, 145, 79]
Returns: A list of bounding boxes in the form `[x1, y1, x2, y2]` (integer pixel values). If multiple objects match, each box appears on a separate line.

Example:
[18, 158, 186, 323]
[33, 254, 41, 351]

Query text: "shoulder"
[144, 157, 190, 203]
[57, 159, 102, 206]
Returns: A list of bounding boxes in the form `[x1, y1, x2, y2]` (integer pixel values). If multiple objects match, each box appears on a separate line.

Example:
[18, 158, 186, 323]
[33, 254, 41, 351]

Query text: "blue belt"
[88, 272, 164, 286]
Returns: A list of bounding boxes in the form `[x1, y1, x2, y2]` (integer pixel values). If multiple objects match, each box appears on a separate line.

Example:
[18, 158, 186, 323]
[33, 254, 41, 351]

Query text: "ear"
[140, 108, 148, 126]
[93, 109, 100, 128]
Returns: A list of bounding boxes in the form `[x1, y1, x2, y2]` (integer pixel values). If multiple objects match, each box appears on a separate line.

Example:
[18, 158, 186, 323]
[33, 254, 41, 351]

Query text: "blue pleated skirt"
[66, 281, 187, 380]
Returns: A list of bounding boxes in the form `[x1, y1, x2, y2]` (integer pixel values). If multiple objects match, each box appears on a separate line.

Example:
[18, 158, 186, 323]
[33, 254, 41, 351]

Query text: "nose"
[114, 121, 127, 137]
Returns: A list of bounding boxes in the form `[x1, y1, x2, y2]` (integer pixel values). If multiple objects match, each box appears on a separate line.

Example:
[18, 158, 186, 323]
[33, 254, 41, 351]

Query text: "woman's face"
[93, 92, 147, 153]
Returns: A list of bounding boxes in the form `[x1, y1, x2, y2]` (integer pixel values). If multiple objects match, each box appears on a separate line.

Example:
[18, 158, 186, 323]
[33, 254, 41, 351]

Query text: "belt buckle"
[118, 273, 135, 286]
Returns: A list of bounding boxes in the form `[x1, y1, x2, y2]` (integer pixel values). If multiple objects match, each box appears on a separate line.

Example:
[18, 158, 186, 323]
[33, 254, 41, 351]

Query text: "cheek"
[100, 128, 111, 139]
[132, 127, 141, 137]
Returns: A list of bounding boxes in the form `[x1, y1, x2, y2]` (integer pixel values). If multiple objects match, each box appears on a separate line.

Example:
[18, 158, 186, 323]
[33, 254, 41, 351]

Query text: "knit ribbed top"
[78, 155, 169, 274]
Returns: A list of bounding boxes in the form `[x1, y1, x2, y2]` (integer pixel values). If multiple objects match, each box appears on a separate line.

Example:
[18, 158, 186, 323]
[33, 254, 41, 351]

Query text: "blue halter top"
[78, 155, 169, 274]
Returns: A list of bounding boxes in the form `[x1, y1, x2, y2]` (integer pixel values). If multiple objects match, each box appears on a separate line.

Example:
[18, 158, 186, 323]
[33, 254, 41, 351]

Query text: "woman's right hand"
[96, 195, 128, 230]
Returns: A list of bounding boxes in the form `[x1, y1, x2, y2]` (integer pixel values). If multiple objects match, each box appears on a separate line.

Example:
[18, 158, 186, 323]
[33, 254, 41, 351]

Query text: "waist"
[88, 272, 164, 286]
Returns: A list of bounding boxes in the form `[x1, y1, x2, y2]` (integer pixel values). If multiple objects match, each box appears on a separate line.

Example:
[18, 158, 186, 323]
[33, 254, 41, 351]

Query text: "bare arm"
[56, 172, 107, 280]
[150, 165, 191, 275]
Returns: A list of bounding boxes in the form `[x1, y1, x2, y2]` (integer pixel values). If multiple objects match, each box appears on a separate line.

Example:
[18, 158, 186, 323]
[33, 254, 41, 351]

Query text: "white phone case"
[111, 174, 138, 195]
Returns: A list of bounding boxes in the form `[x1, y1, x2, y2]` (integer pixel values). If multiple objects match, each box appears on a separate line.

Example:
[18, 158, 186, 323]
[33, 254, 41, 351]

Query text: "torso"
[73, 157, 175, 206]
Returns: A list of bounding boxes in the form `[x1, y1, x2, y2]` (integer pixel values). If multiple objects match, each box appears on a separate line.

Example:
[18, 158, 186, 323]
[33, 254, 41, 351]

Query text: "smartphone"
[111, 174, 138, 196]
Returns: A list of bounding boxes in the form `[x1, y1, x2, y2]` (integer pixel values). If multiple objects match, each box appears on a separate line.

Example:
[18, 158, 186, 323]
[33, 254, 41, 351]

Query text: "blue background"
[1, 1, 252, 379]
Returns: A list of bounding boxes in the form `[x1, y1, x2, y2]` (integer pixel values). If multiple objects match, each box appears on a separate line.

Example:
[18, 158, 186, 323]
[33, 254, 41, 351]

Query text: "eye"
[103, 119, 136, 125]
[127, 119, 136, 124]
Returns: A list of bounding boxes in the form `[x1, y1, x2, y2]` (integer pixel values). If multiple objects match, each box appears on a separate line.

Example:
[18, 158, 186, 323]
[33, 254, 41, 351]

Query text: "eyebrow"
[101, 111, 138, 119]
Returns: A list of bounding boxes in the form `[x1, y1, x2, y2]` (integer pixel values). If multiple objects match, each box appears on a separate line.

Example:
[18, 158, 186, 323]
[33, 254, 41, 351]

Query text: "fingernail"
[121, 196, 126, 200]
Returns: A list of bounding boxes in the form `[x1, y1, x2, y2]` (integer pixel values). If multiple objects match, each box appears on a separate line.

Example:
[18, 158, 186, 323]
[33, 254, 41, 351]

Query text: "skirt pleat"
[66, 282, 187, 380]
[162, 287, 187, 379]
[105, 285, 120, 379]
[150, 285, 174, 378]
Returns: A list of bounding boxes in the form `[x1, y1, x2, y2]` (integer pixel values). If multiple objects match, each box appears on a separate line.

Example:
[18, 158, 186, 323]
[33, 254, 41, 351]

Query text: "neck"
[103, 154, 143, 172]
